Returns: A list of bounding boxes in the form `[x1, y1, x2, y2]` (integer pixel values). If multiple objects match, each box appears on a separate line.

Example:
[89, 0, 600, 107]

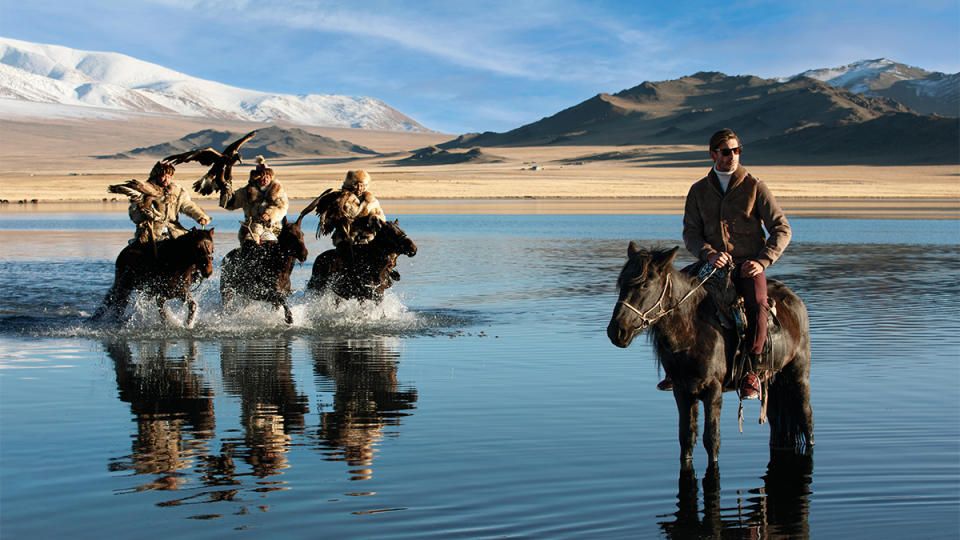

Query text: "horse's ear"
[656, 246, 680, 267]
[628, 241, 641, 257]
[208, 227, 215, 234]
[282, 216, 288, 225]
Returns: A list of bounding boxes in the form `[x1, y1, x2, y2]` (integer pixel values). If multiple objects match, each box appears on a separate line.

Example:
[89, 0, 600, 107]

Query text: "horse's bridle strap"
[618, 265, 718, 330]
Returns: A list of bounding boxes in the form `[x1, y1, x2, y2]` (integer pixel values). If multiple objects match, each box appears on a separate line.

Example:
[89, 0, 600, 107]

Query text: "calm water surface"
[1, 211, 958, 538]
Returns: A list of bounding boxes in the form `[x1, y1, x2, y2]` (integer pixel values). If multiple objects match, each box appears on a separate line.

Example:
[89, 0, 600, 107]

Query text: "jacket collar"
[706, 165, 748, 194]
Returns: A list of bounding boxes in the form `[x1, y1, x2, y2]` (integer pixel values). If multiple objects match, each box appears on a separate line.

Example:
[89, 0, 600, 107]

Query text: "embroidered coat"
[682, 166, 791, 269]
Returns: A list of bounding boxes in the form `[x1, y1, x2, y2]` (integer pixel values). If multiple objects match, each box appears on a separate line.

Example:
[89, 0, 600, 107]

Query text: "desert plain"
[1, 112, 958, 219]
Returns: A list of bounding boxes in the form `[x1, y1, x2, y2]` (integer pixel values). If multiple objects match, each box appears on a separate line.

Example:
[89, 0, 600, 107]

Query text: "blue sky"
[2, 0, 957, 133]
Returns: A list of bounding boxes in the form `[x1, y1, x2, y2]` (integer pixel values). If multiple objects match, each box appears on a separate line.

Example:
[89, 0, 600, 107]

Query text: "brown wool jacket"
[222, 180, 289, 243]
[682, 166, 791, 269]
[129, 182, 209, 243]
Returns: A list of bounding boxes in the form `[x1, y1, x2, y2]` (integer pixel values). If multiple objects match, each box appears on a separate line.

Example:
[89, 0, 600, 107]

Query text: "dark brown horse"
[93, 228, 215, 327]
[307, 219, 417, 302]
[220, 216, 308, 324]
[606, 244, 813, 465]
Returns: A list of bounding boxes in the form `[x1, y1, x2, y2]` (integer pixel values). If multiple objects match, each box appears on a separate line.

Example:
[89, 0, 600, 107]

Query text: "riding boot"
[739, 352, 762, 400]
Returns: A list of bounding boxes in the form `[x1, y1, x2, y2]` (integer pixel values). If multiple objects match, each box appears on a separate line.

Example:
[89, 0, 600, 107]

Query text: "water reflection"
[310, 338, 418, 484]
[659, 451, 813, 539]
[106, 340, 215, 493]
[219, 338, 309, 482]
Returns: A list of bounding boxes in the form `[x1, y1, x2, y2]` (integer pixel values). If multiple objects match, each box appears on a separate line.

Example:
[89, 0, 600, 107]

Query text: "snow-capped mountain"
[0, 37, 428, 131]
[788, 59, 958, 116]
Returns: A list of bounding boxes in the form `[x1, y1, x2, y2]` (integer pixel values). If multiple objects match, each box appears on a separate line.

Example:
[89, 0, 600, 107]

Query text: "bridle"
[616, 265, 717, 330]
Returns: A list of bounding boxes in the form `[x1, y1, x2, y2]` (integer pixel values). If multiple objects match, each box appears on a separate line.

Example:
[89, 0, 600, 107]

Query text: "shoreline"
[1, 196, 958, 219]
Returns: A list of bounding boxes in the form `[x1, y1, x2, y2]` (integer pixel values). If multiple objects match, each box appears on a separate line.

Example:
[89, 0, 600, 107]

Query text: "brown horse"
[220, 216, 308, 324]
[606, 244, 813, 465]
[93, 228, 215, 327]
[307, 219, 417, 302]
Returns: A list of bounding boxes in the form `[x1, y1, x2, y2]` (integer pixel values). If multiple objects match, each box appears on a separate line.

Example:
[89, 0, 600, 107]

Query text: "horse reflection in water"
[105, 340, 216, 493]
[659, 452, 813, 539]
[219, 338, 309, 480]
[105, 338, 309, 507]
[310, 338, 418, 482]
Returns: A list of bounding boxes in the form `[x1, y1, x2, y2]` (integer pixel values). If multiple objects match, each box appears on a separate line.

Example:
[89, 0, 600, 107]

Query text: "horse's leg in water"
[675, 390, 699, 467]
[185, 292, 198, 328]
[701, 382, 723, 463]
[281, 301, 293, 325]
[156, 296, 175, 325]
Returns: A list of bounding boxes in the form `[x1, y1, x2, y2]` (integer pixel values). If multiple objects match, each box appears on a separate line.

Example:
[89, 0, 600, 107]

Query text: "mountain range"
[441, 65, 958, 165]
[2, 37, 956, 165]
[0, 37, 426, 131]
[793, 58, 958, 117]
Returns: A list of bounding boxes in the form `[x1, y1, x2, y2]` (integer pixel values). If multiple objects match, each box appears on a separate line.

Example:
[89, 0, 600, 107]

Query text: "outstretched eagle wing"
[108, 179, 162, 200]
[223, 130, 258, 155]
[163, 148, 221, 166]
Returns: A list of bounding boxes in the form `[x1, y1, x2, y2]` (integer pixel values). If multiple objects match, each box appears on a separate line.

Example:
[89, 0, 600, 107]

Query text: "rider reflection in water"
[221, 156, 290, 253]
[129, 161, 210, 245]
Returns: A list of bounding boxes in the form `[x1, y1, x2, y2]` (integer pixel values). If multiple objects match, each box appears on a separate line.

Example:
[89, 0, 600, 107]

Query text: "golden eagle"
[300, 188, 362, 240]
[163, 130, 257, 198]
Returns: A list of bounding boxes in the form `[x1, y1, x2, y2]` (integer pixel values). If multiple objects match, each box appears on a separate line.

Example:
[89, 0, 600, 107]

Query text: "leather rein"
[617, 266, 718, 330]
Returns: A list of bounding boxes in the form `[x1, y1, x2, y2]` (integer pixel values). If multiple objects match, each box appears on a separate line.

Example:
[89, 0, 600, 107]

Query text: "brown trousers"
[733, 269, 768, 356]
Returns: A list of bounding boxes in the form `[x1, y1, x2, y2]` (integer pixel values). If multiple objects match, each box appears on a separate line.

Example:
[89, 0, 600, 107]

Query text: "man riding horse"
[331, 170, 387, 259]
[220, 156, 289, 253]
[128, 162, 211, 247]
[659, 128, 792, 400]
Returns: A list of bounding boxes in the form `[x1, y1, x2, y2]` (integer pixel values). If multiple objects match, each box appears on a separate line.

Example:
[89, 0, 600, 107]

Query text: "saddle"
[684, 262, 781, 386]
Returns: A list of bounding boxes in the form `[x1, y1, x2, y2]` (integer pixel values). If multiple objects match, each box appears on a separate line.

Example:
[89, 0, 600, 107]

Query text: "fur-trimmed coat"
[222, 180, 289, 243]
[331, 191, 386, 246]
[682, 166, 791, 269]
[129, 182, 209, 244]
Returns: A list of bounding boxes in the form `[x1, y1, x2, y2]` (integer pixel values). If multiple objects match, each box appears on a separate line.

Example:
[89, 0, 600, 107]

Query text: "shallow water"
[1, 212, 958, 538]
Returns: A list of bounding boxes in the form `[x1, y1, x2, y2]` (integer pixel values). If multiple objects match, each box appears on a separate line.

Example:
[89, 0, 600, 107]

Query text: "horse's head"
[377, 220, 417, 257]
[189, 227, 216, 278]
[280, 216, 309, 263]
[607, 243, 678, 348]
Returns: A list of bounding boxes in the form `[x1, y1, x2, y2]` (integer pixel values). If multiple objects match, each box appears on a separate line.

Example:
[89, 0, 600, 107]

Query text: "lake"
[1, 210, 958, 538]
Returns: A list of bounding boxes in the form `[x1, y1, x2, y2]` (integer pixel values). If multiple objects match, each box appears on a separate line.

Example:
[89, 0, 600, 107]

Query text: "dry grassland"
[2, 115, 958, 218]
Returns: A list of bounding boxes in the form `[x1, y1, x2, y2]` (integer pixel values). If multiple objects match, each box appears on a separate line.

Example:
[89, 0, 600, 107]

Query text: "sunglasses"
[714, 146, 742, 156]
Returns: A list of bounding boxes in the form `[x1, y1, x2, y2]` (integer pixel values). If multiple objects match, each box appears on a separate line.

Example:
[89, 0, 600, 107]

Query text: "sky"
[2, 0, 958, 134]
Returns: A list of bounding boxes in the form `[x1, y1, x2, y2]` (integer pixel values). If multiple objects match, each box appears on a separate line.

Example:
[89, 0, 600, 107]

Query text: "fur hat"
[342, 170, 371, 190]
[249, 156, 275, 182]
[149, 161, 175, 183]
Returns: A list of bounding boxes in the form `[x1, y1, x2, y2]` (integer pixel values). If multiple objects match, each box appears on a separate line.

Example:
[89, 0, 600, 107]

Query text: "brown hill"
[97, 125, 378, 159]
[747, 113, 960, 165]
[393, 146, 504, 165]
[440, 72, 958, 164]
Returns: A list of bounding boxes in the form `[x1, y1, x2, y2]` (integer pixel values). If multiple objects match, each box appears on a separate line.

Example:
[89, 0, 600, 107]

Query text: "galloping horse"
[606, 243, 813, 465]
[220, 216, 308, 324]
[307, 219, 417, 302]
[93, 228, 215, 327]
